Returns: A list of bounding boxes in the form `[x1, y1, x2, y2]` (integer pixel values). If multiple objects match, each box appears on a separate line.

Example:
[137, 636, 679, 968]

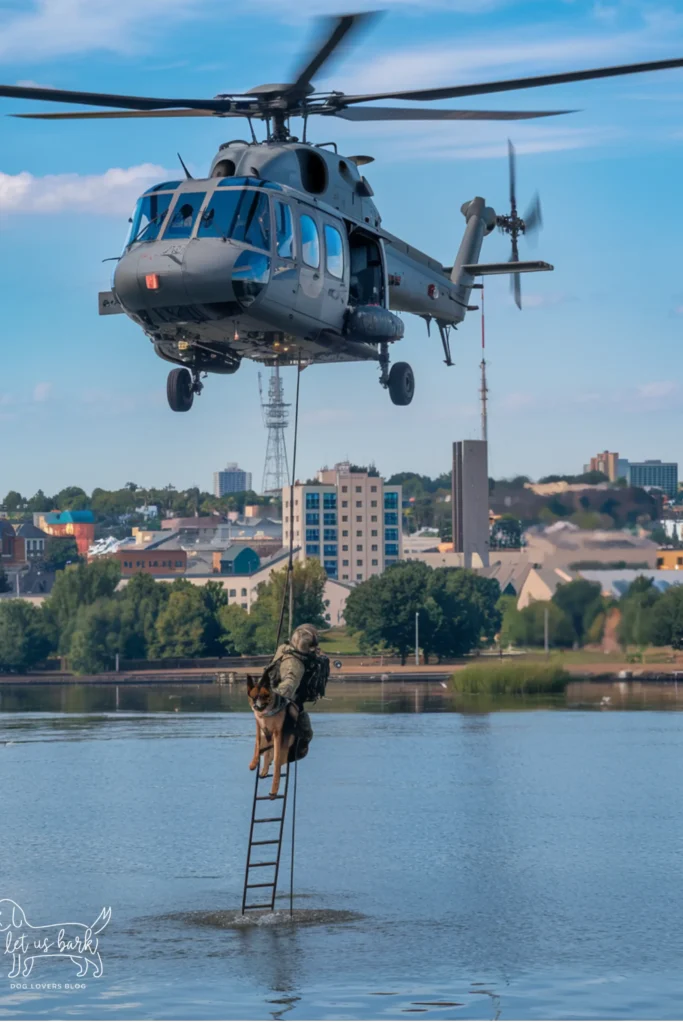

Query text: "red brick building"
[112, 549, 187, 576]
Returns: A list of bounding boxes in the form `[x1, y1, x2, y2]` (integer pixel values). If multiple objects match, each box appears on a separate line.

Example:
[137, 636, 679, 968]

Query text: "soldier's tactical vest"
[268, 646, 330, 704]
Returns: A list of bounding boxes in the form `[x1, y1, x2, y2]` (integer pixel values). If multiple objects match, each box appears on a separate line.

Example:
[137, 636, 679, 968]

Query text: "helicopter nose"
[113, 241, 270, 321]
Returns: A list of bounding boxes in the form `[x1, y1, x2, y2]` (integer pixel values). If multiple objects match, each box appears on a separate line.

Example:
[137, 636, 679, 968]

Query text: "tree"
[69, 598, 123, 674]
[45, 559, 121, 654]
[617, 575, 660, 648]
[26, 489, 52, 513]
[490, 515, 522, 550]
[43, 536, 81, 571]
[426, 569, 501, 660]
[151, 582, 210, 658]
[345, 560, 432, 663]
[647, 585, 683, 649]
[199, 580, 230, 656]
[53, 486, 89, 511]
[0, 600, 51, 672]
[552, 578, 603, 645]
[116, 573, 171, 658]
[244, 561, 329, 654]
[219, 602, 258, 655]
[0, 569, 10, 595]
[3, 490, 24, 513]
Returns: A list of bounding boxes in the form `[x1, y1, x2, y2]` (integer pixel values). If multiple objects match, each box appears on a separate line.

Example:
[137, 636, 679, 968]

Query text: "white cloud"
[637, 381, 677, 399]
[0, 163, 169, 215]
[0, 0, 200, 61]
[33, 382, 53, 402]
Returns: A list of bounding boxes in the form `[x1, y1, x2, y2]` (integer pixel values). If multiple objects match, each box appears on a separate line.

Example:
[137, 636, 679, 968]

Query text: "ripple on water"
[162, 908, 366, 929]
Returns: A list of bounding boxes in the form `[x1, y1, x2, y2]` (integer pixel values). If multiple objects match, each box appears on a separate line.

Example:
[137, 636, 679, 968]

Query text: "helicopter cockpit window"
[275, 202, 294, 259]
[126, 192, 174, 247]
[300, 214, 320, 269]
[198, 189, 271, 251]
[163, 192, 207, 240]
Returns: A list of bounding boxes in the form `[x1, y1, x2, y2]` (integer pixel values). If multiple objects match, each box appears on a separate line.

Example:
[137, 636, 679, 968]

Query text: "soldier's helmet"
[290, 624, 319, 653]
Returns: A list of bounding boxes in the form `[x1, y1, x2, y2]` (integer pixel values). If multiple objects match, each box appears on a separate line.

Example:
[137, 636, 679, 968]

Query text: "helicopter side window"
[275, 202, 294, 259]
[163, 192, 207, 240]
[126, 192, 174, 247]
[300, 214, 320, 269]
[324, 224, 344, 279]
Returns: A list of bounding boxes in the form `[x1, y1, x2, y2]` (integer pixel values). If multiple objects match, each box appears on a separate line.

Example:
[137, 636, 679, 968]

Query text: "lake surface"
[3, 684, 683, 1019]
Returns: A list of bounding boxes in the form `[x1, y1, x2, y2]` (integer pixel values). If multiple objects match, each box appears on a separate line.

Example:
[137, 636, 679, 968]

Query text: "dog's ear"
[246, 674, 255, 690]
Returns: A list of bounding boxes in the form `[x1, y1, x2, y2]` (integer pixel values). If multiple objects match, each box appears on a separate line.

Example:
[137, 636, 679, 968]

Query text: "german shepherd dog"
[246, 672, 306, 799]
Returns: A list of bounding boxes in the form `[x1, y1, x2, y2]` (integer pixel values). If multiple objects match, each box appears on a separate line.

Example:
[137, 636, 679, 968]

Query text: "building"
[589, 451, 619, 481]
[656, 550, 683, 570]
[617, 458, 630, 481]
[35, 510, 96, 555]
[452, 440, 489, 569]
[16, 522, 49, 560]
[282, 462, 402, 583]
[213, 463, 252, 497]
[111, 549, 187, 576]
[524, 522, 658, 570]
[628, 460, 679, 498]
[0, 522, 26, 566]
[212, 544, 260, 575]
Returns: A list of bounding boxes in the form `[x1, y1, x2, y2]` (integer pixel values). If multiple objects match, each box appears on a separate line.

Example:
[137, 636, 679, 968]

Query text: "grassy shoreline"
[450, 662, 571, 695]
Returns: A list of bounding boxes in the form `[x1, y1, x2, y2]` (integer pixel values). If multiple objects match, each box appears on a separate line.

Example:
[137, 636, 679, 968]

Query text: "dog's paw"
[269, 791, 278, 800]
[259, 767, 269, 778]
[249, 759, 259, 771]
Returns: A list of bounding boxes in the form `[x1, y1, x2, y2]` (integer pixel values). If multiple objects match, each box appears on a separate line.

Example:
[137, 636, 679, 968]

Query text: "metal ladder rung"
[243, 903, 274, 910]
[256, 794, 284, 801]
[254, 816, 283, 823]
[249, 861, 277, 868]
[251, 839, 279, 846]
[246, 881, 275, 888]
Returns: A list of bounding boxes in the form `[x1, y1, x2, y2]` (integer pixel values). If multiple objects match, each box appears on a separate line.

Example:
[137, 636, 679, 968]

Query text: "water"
[2, 684, 683, 1019]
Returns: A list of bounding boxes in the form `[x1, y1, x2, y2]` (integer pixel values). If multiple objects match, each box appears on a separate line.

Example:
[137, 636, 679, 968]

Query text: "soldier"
[268, 623, 325, 754]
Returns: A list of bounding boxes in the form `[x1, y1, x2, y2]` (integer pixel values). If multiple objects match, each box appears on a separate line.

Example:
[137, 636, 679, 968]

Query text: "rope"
[290, 741, 298, 918]
[275, 353, 303, 649]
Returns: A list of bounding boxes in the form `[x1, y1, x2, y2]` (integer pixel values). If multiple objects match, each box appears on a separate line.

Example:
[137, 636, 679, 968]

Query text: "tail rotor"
[496, 140, 543, 309]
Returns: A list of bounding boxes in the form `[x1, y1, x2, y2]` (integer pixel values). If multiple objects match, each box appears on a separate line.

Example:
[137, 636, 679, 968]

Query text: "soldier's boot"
[297, 711, 313, 745]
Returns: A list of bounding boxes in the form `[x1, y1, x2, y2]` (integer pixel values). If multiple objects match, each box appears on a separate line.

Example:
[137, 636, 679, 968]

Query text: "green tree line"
[0, 559, 329, 675]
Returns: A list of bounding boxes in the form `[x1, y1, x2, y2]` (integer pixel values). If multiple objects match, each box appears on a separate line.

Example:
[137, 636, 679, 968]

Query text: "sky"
[1, 0, 683, 498]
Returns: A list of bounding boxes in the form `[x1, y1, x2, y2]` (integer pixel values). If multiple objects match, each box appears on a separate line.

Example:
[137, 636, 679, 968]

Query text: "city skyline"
[2, 0, 683, 494]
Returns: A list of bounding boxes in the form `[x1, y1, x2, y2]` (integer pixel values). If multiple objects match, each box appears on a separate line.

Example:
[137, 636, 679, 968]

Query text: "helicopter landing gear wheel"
[388, 361, 415, 406]
[167, 368, 194, 413]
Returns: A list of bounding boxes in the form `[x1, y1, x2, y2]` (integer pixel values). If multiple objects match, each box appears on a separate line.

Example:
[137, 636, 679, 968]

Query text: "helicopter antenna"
[177, 152, 193, 179]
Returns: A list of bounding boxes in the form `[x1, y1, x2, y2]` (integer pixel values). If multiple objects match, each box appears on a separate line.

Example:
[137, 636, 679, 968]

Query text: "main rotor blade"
[340, 55, 683, 105]
[289, 12, 377, 94]
[333, 105, 576, 121]
[0, 83, 236, 112]
[508, 138, 516, 210]
[11, 108, 223, 120]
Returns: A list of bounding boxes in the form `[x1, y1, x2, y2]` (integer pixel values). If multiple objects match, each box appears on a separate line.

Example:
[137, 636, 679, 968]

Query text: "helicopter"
[3, 14, 683, 412]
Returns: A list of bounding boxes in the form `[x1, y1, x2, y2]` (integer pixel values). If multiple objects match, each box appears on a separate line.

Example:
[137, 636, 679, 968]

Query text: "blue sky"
[1, 0, 683, 497]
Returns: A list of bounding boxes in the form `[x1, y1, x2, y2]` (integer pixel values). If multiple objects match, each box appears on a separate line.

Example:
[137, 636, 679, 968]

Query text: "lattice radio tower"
[258, 365, 290, 495]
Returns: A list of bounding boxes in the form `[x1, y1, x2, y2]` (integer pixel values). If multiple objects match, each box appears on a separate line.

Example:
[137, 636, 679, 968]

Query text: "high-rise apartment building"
[452, 440, 489, 568]
[213, 463, 253, 498]
[282, 462, 402, 582]
[589, 451, 619, 482]
[628, 460, 679, 498]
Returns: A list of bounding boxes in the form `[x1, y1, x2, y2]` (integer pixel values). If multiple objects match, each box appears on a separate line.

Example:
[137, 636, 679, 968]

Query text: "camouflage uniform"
[271, 623, 318, 746]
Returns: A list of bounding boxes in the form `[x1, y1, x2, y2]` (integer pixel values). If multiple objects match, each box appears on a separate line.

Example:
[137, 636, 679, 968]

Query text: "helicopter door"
[348, 230, 385, 308]
[295, 210, 324, 322]
[320, 220, 349, 329]
[267, 199, 299, 313]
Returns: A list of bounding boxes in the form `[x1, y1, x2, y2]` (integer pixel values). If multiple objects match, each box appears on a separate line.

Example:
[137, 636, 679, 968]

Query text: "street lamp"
[415, 610, 420, 667]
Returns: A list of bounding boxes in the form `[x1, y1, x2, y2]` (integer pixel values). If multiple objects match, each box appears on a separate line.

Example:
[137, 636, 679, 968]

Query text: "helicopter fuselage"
[106, 141, 495, 371]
